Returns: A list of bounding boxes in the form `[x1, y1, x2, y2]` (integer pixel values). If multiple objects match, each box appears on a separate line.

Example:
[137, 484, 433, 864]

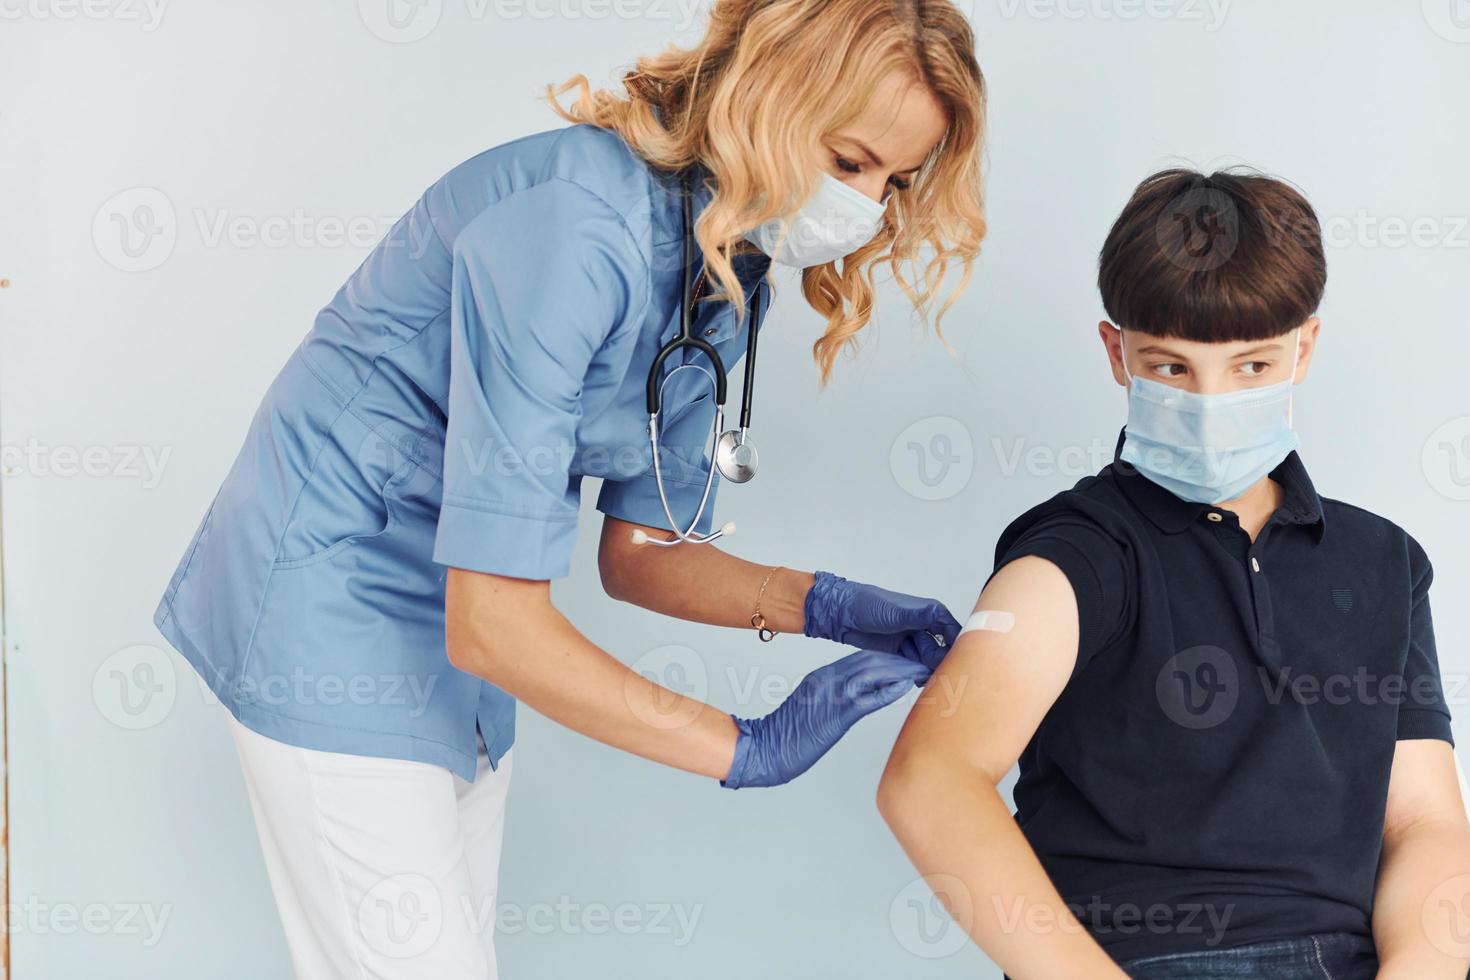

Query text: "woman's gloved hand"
[721, 649, 931, 790]
[802, 570, 962, 673]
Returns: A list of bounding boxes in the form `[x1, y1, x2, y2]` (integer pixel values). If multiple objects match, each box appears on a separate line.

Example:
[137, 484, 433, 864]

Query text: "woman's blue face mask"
[1118, 328, 1303, 505]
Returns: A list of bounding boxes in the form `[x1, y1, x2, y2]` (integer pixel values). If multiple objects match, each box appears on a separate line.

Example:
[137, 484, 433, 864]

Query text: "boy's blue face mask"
[1118, 328, 1302, 505]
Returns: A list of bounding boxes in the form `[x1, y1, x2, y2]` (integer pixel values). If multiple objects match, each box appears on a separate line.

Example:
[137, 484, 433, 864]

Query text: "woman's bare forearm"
[598, 516, 815, 635]
[447, 568, 739, 780]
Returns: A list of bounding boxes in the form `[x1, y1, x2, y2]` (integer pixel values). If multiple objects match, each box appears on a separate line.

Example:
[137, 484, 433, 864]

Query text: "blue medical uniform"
[153, 124, 772, 781]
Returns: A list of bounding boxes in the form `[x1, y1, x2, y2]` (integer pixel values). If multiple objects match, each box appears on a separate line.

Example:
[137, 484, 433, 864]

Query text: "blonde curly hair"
[546, 0, 988, 384]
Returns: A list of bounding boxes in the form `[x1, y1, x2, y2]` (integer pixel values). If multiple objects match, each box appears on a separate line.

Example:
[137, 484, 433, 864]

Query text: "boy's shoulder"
[1318, 494, 1433, 574]
[1319, 493, 1409, 537]
[992, 469, 1139, 569]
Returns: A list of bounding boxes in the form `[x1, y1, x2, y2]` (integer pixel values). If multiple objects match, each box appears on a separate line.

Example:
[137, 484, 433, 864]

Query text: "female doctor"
[153, 1, 987, 976]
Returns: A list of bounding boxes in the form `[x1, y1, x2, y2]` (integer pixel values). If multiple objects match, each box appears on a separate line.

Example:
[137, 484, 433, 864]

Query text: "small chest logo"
[1329, 588, 1354, 612]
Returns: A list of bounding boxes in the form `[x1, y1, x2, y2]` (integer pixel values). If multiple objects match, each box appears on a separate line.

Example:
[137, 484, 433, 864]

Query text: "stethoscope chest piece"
[715, 429, 759, 484]
[636, 166, 767, 547]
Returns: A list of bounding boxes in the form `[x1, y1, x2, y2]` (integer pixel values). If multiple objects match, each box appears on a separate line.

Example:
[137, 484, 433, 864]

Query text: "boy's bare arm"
[1373, 738, 1470, 979]
[876, 556, 1128, 980]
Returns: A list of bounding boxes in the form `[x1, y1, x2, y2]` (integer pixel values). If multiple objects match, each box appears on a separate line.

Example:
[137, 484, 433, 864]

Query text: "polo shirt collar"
[1111, 426, 1327, 543]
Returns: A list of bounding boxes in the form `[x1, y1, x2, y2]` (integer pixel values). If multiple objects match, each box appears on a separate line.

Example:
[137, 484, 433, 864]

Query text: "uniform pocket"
[271, 409, 423, 569]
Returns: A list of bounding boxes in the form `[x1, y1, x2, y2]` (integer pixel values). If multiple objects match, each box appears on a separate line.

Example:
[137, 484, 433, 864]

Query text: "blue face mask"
[1118, 328, 1302, 505]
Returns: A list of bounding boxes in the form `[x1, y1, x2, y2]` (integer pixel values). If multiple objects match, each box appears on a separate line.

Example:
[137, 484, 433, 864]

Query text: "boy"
[878, 169, 1470, 979]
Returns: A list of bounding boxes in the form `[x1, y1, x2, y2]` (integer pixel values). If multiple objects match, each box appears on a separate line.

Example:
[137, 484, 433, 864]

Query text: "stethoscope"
[631, 169, 766, 548]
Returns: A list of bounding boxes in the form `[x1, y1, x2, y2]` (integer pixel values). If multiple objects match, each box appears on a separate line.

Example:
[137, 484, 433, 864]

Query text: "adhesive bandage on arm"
[960, 609, 1016, 636]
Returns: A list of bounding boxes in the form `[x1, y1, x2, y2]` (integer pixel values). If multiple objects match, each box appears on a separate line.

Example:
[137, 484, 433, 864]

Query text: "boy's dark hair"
[1098, 168, 1326, 341]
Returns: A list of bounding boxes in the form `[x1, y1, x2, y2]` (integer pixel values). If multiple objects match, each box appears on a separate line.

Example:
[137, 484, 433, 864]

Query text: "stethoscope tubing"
[646, 168, 763, 418]
[638, 167, 765, 546]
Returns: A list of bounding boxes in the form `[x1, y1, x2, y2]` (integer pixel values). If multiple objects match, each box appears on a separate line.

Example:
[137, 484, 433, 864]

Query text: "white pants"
[226, 712, 513, 980]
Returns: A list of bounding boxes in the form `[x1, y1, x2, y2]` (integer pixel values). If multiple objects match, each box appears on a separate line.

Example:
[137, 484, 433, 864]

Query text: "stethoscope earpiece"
[629, 521, 736, 547]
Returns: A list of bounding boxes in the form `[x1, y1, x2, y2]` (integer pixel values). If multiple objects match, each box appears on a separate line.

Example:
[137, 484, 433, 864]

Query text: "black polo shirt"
[988, 426, 1453, 963]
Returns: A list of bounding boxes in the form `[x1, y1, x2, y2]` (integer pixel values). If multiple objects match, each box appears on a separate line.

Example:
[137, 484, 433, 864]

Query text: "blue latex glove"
[721, 649, 931, 790]
[803, 570, 962, 673]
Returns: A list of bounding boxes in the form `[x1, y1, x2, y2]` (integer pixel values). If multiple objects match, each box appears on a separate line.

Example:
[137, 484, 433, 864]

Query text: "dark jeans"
[1119, 933, 1377, 980]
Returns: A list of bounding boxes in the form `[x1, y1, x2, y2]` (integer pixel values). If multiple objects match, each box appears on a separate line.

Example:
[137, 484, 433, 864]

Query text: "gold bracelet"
[751, 566, 783, 642]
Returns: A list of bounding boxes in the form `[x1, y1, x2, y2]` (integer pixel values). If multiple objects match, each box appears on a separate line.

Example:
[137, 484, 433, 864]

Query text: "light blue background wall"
[1, 1, 1468, 976]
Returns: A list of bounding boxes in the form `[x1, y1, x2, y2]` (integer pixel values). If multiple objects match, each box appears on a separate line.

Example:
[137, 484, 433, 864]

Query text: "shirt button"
[1251, 557, 1261, 572]
[704, 327, 717, 336]
[1206, 512, 1223, 522]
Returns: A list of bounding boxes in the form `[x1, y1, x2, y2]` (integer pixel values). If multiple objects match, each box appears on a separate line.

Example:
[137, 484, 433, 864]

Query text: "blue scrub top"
[154, 124, 773, 780]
